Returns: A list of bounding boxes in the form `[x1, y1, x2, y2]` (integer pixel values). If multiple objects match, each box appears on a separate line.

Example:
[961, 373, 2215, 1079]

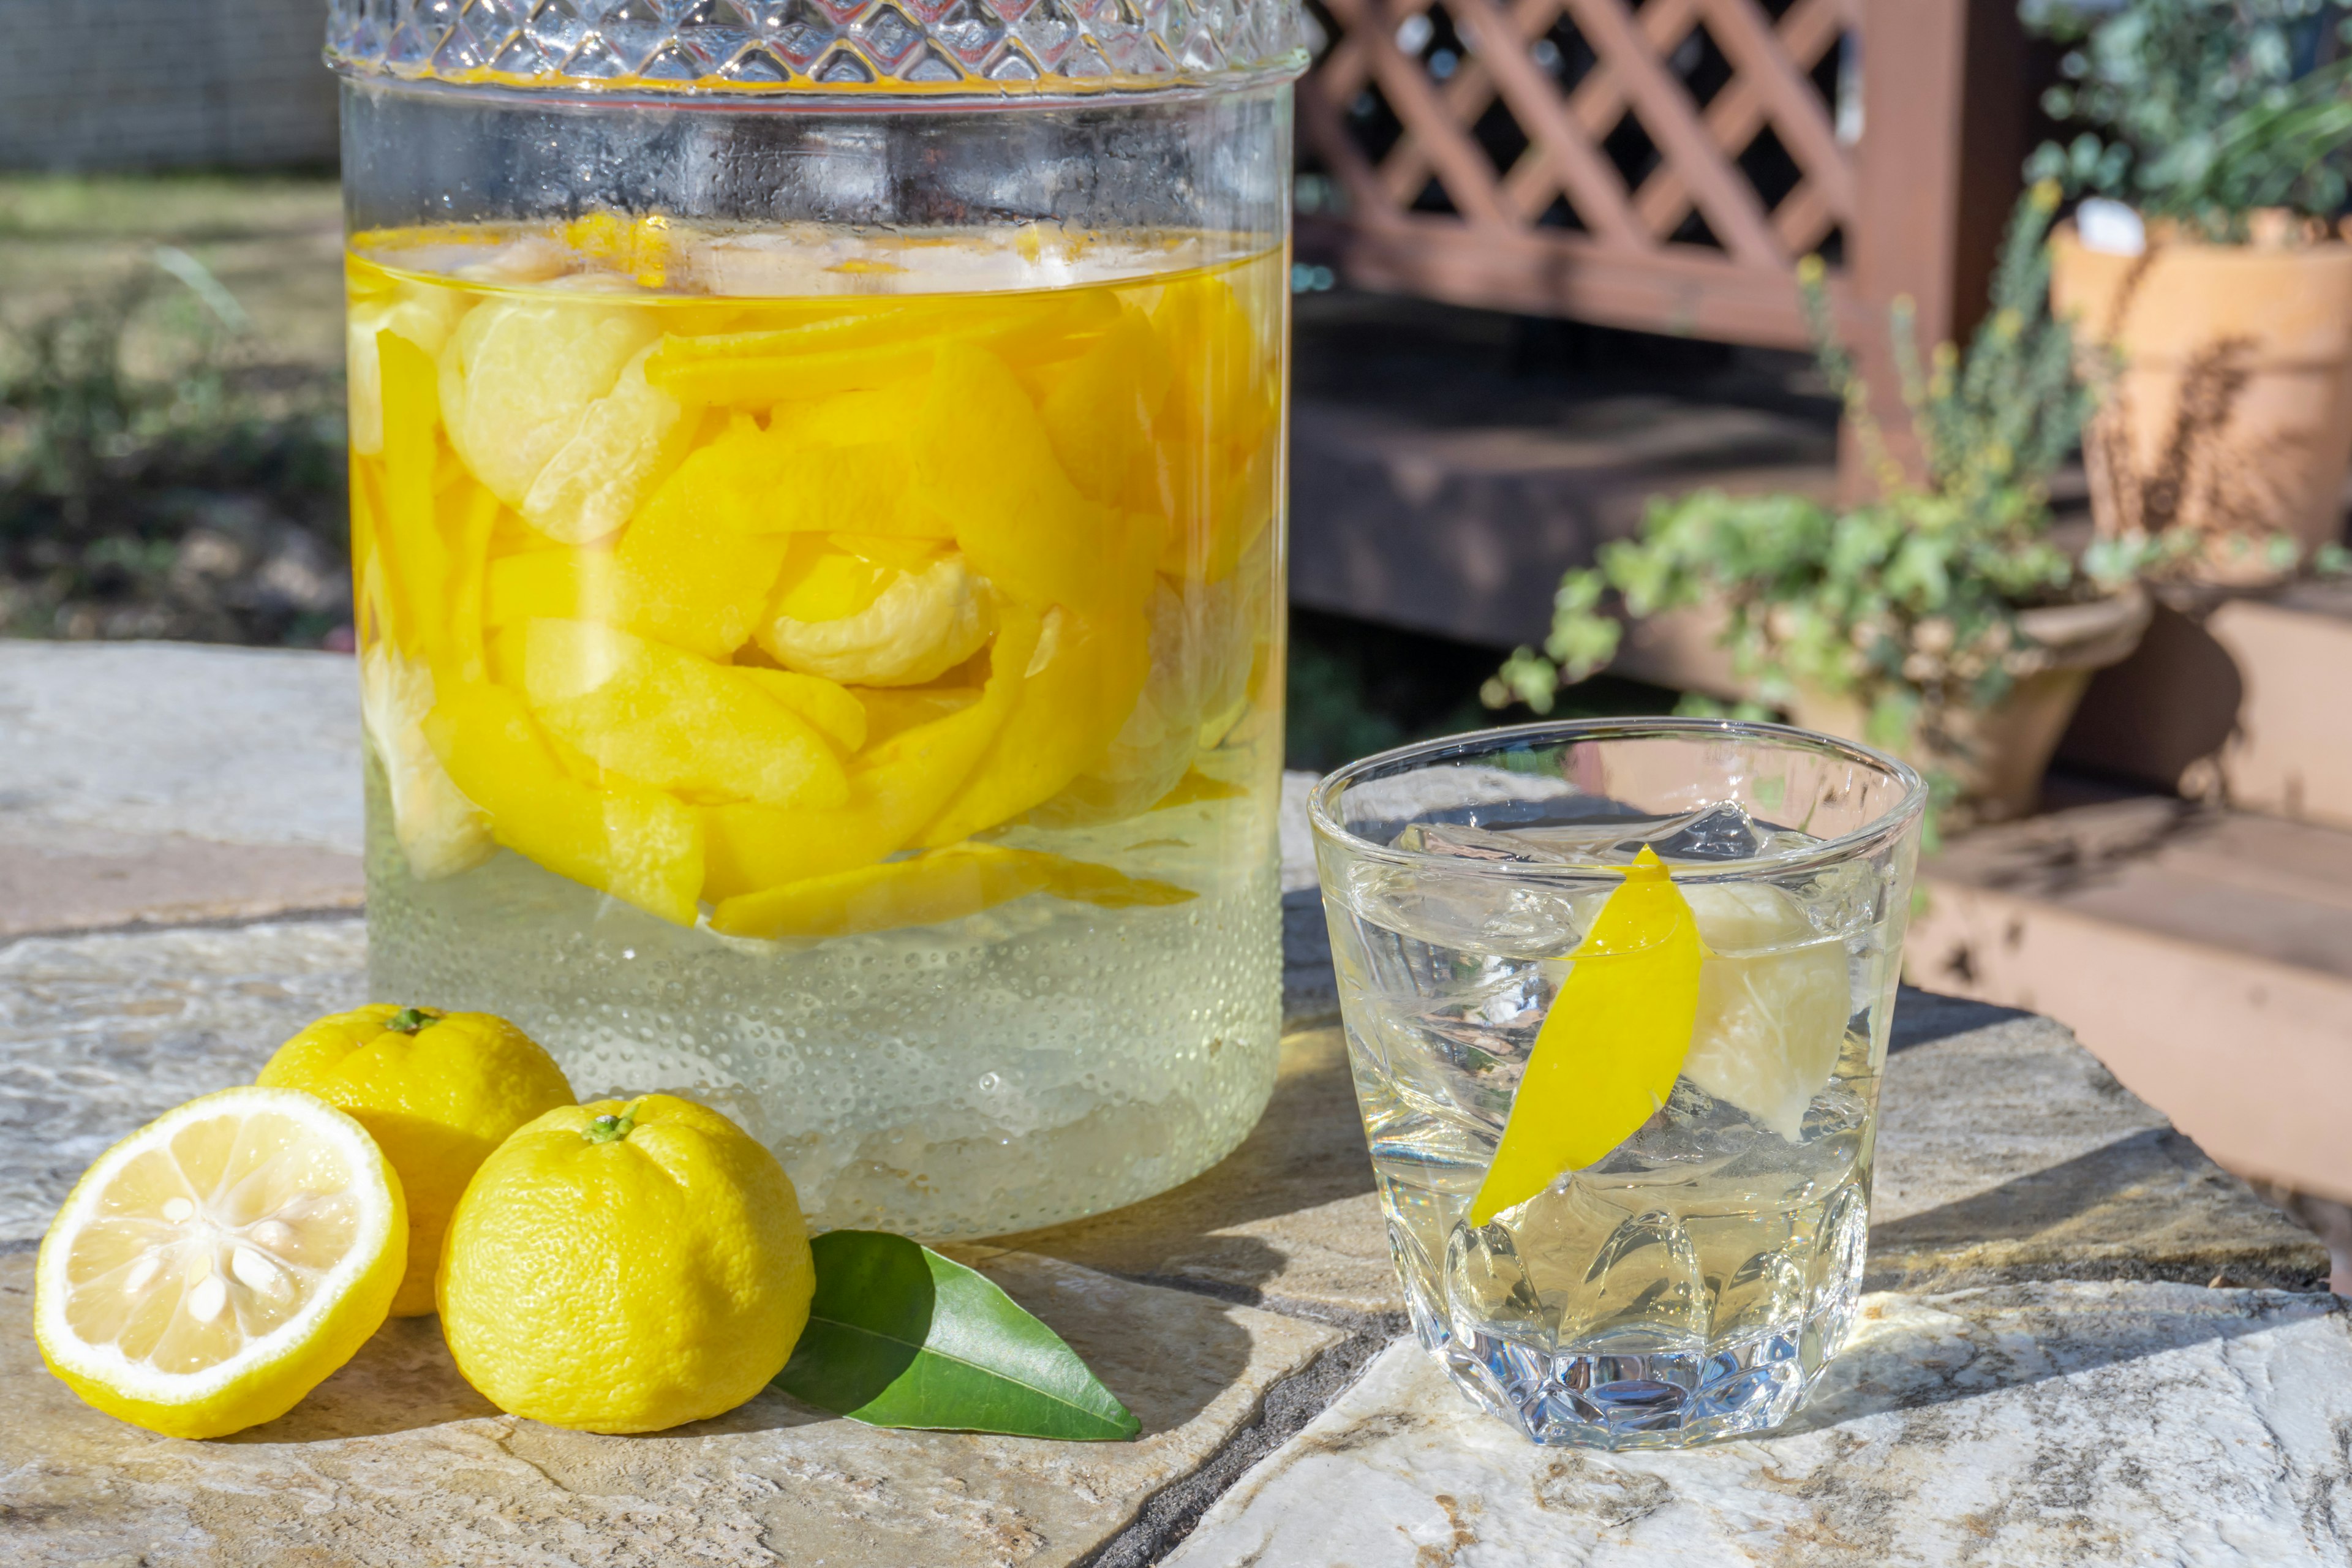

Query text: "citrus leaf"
[775, 1231, 1140, 1441]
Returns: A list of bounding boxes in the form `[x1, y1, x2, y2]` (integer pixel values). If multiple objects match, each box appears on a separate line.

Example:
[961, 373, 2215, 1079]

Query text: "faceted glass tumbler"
[333, 3, 1306, 1240]
[1311, 719, 1926, 1448]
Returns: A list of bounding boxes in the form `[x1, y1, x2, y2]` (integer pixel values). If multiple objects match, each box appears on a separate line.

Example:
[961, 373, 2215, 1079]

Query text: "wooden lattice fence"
[1297, 0, 2039, 375]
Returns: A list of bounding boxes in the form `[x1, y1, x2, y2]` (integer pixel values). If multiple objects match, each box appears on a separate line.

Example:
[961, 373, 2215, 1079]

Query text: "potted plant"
[2030, 0, 2352, 582]
[1487, 185, 2180, 830]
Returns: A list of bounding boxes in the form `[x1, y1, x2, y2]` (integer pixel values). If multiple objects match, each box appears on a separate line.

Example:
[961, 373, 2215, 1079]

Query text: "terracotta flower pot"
[1786, 586, 2152, 826]
[2051, 222, 2352, 584]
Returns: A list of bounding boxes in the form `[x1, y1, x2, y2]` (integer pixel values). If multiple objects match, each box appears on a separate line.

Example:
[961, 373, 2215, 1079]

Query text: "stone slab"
[0, 818, 363, 940]
[0, 1246, 1340, 1568]
[1165, 1282, 2352, 1567]
[0, 641, 362, 854]
[0, 918, 369, 1246]
[1871, 992, 2329, 1291]
[0, 642, 366, 940]
[0, 911, 1354, 1568]
[2, 669, 2335, 1568]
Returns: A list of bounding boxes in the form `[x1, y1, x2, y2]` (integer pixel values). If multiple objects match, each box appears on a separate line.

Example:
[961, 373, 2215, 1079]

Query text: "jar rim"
[1307, 717, 1930, 884]
[326, 0, 1314, 102]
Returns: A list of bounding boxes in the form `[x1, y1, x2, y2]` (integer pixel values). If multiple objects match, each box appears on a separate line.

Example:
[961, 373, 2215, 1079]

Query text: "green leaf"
[775, 1231, 1141, 1441]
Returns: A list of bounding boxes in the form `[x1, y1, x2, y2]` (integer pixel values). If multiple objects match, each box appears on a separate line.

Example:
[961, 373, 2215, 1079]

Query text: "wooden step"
[1905, 792, 2352, 1205]
[2058, 581, 2352, 832]
[1287, 289, 1837, 648]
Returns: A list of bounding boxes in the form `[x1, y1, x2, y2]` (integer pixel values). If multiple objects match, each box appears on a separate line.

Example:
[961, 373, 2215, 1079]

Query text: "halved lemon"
[34, 1086, 407, 1439]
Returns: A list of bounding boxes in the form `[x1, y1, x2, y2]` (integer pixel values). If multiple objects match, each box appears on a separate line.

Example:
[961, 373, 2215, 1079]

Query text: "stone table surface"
[1, 641, 2342, 1567]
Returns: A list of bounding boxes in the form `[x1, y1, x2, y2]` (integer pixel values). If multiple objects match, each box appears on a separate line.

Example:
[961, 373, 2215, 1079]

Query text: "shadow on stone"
[1864, 1128, 2328, 1292]
[658, 1385, 842, 1438]
[1778, 1283, 2340, 1435]
[1083, 1303, 1262, 1439]
[1888, 986, 2036, 1054]
[228, 1314, 500, 1442]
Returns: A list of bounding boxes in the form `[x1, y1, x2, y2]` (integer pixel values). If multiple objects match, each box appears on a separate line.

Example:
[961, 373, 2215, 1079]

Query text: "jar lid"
[326, 0, 1313, 96]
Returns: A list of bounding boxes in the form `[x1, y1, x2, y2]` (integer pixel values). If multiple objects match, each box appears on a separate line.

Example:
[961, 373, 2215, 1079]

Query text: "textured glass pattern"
[1311, 722, 1923, 1447]
[326, 0, 1311, 94]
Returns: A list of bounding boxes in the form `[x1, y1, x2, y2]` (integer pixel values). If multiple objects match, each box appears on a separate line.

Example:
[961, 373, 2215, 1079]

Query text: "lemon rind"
[34, 1086, 406, 1423]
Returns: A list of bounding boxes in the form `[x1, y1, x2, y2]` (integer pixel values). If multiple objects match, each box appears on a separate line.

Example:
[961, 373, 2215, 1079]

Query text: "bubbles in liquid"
[364, 758, 1283, 1238]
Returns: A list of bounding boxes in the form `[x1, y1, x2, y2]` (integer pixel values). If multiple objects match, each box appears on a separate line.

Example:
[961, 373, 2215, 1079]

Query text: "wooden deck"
[1296, 0, 2046, 487]
[1286, 287, 1838, 646]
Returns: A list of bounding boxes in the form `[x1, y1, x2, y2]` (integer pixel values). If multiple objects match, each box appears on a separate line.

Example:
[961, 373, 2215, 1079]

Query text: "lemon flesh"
[758, 549, 994, 688]
[1681, 883, 1852, 1141]
[34, 1086, 407, 1439]
[438, 1093, 815, 1434]
[437, 295, 659, 521]
[257, 1004, 575, 1317]
[1470, 848, 1705, 1227]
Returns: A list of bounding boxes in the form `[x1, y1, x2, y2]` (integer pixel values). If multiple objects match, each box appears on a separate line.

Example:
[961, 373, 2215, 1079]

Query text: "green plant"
[1486, 184, 2193, 761]
[2025, 0, 2352, 237]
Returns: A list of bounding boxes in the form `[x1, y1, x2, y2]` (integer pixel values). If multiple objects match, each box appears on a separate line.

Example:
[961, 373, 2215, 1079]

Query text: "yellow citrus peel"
[1468, 846, 1706, 1227]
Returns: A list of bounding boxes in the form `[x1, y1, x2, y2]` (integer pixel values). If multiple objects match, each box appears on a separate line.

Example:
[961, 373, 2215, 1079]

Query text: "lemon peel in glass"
[1469, 847, 1705, 1227]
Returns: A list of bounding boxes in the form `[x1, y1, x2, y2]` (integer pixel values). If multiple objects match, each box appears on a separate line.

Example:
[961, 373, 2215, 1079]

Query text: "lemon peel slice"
[34, 1086, 407, 1439]
[709, 841, 1191, 940]
[521, 341, 692, 546]
[1469, 847, 1705, 1227]
[756, 551, 993, 687]
[345, 290, 464, 458]
[359, 645, 496, 882]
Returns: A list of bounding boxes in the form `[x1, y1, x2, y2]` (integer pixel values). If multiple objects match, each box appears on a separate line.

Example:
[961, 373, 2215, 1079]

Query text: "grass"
[0, 172, 345, 364]
[0, 173, 350, 644]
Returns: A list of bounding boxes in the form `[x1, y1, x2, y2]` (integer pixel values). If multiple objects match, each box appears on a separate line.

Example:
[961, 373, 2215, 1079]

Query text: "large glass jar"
[326, 1, 1305, 1238]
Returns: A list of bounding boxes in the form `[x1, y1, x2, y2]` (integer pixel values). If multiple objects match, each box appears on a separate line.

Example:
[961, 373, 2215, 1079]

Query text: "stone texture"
[1165, 1283, 2352, 1567]
[0, 1247, 1339, 1568]
[0, 918, 368, 1246]
[0, 642, 361, 854]
[0, 818, 363, 940]
[1872, 993, 2329, 1292]
[0, 643, 364, 940]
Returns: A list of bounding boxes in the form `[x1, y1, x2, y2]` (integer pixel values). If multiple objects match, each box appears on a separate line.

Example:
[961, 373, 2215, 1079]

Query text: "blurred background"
[1, 0, 2348, 1250]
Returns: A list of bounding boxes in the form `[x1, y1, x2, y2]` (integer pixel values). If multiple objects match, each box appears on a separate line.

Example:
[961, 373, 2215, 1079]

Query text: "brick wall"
[0, 0, 337, 171]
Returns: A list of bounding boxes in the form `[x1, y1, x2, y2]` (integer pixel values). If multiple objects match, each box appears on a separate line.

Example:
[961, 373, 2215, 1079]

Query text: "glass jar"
[326, 1, 1306, 1238]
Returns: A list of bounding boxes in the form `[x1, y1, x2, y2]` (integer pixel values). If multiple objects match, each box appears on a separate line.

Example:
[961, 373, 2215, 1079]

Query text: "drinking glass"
[326, 1, 1305, 1238]
[1311, 718, 1926, 1447]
